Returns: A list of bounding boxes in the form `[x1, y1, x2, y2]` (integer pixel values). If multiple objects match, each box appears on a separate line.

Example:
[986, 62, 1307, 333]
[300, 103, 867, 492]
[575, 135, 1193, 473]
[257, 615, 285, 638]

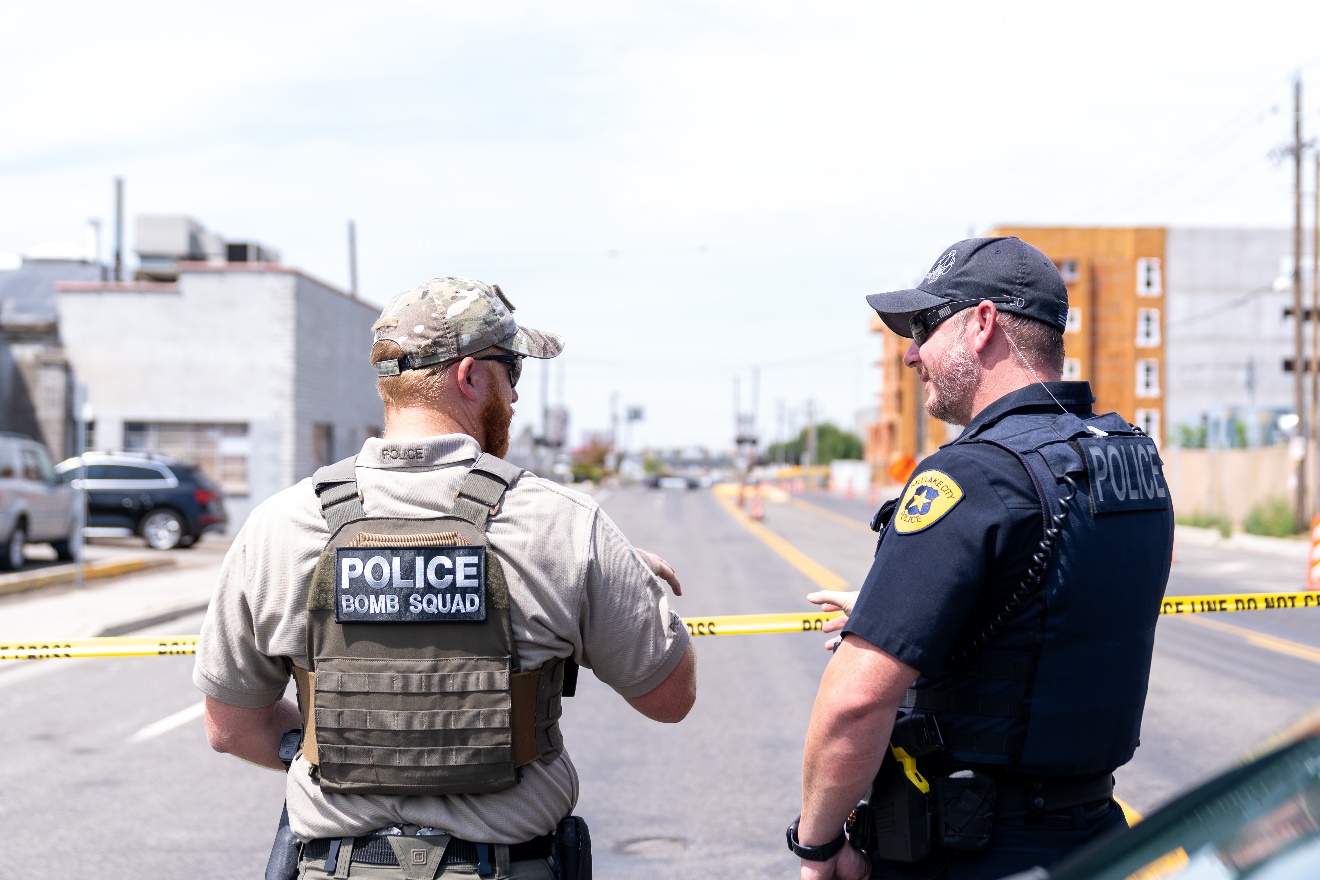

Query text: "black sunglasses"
[909, 296, 1023, 346]
[473, 354, 524, 388]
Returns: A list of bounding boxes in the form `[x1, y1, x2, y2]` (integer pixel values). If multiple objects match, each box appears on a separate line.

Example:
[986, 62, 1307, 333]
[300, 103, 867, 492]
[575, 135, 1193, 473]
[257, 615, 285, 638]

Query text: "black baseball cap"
[866, 236, 1069, 337]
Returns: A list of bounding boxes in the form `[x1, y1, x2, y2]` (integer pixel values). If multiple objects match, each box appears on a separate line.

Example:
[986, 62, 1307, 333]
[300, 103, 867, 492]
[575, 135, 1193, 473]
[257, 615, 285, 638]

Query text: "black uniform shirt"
[843, 382, 1097, 676]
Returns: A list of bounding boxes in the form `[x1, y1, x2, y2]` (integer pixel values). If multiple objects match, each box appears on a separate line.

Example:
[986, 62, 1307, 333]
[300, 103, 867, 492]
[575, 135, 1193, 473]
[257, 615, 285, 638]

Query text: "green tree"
[765, 422, 863, 466]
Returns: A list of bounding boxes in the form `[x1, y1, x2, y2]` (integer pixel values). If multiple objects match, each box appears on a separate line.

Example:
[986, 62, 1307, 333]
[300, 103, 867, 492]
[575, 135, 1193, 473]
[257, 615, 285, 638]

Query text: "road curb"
[0, 556, 177, 599]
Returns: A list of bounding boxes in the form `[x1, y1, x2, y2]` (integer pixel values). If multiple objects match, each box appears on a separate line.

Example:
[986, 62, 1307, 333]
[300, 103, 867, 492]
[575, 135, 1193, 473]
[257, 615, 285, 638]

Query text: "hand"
[800, 845, 871, 880]
[636, 548, 682, 596]
[807, 590, 858, 650]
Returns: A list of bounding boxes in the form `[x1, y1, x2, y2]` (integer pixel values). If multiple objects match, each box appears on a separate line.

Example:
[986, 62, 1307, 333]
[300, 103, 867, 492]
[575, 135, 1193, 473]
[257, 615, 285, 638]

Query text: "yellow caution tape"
[0, 635, 199, 661]
[1158, 591, 1320, 614]
[681, 611, 842, 637]
[6, 592, 1320, 659]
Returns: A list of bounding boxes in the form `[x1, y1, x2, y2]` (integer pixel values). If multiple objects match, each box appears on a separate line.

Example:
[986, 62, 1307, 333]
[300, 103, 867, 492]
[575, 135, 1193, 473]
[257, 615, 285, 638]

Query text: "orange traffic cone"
[844, 481, 854, 500]
[750, 486, 764, 521]
[1308, 516, 1320, 590]
[868, 483, 879, 507]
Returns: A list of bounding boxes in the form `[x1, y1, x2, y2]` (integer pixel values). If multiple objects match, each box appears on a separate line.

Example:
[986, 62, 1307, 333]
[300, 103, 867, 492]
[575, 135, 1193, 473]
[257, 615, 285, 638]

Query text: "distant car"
[56, 451, 228, 550]
[0, 433, 78, 569]
[1004, 712, 1320, 880]
[657, 476, 690, 490]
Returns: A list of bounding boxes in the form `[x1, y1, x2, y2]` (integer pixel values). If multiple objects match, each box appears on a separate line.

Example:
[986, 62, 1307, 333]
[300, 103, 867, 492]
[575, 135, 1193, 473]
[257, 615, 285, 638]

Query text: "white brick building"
[56, 262, 382, 531]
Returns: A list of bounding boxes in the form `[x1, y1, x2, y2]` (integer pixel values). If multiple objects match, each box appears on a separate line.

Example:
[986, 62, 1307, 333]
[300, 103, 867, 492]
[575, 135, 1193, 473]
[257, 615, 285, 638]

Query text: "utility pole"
[113, 177, 124, 282]
[1291, 75, 1308, 530]
[347, 220, 359, 298]
[806, 399, 817, 470]
[1312, 149, 1320, 520]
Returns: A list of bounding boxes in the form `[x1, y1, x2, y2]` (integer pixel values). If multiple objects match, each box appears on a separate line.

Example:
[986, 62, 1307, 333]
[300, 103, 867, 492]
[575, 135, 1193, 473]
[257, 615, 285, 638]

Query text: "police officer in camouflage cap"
[195, 277, 697, 880]
[370, 278, 564, 378]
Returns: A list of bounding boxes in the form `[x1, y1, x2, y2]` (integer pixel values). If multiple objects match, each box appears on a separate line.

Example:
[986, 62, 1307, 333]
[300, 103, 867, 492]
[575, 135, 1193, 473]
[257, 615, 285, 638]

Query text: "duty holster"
[264, 804, 300, 880]
[552, 815, 592, 880]
[849, 714, 996, 863]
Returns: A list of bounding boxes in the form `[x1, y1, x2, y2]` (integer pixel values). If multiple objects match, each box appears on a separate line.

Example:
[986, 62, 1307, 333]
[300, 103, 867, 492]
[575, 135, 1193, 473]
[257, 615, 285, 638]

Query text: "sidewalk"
[1175, 525, 1310, 561]
[0, 556, 220, 643]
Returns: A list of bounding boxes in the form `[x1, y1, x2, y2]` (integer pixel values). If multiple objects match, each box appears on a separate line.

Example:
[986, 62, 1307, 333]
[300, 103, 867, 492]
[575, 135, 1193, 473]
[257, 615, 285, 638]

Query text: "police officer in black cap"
[788, 237, 1173, 880]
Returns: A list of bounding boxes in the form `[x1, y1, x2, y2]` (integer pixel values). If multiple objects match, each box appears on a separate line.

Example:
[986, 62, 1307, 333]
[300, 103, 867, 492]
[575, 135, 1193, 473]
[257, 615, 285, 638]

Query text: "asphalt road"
[2, 487, 1318, 879]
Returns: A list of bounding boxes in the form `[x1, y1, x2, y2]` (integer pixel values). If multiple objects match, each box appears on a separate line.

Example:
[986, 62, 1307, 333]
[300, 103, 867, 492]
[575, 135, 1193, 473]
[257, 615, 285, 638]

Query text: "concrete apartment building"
[865, 227, 1299, 477]
[55, 216, 383, 531]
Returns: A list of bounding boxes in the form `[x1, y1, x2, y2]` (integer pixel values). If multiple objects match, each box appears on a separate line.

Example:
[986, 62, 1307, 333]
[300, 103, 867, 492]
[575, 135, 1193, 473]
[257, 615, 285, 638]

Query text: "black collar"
[954, 382, 1096, 443]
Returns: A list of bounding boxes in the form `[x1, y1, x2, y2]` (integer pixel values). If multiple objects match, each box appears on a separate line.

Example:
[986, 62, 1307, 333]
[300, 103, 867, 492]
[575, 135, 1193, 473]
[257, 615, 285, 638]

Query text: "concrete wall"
[57, 268, 377, 532]
[1163, 443, 1314, 528]
[1165, 228, 1295, 439]
[291, 275, 383, 479]
[57, 272, 297, 530]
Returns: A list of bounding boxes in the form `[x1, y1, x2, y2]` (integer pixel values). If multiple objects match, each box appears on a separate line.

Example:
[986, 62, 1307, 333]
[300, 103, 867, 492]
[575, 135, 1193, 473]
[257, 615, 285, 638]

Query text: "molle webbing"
[301, 453, 567, 796]
[292, 659, 565, 772]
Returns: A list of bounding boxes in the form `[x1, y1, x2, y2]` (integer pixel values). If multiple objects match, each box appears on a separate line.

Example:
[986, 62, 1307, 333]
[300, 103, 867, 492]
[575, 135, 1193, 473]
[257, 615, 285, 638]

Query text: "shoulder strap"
[450, 453, 524, 529]
[313, 455, 364, 533]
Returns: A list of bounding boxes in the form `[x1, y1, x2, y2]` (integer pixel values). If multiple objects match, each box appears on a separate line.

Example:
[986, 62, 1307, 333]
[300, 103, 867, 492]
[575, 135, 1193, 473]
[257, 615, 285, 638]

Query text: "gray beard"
[926, 336, 980, 426]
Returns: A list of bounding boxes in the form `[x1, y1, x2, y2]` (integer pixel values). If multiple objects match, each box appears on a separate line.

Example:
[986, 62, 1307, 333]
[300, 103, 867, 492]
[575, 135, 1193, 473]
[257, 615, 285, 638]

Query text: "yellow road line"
[1184, 614, 1320, 665]
[712, 491, 849, 591]
[1116, 797, 1142, 825]
[788, 497, 875, 535]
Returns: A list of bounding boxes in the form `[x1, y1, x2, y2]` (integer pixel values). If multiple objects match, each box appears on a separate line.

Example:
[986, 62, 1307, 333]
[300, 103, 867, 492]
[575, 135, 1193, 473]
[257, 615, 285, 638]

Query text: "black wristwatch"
[786, 817, 847, 861]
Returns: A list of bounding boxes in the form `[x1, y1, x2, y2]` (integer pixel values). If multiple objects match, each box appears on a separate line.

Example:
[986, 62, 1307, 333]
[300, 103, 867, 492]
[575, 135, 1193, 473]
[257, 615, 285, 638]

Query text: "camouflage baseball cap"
[371, 277, 564, 377]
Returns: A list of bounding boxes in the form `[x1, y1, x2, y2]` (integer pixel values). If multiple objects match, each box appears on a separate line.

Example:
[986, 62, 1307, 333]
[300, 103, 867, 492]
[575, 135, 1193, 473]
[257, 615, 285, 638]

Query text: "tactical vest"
[291, 453, 568, 796]
[902, 411, 1173, 777]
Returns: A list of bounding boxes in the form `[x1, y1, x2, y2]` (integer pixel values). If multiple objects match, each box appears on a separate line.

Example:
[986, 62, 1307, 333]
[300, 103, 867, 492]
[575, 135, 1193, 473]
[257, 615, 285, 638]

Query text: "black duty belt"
[994, 772, 1115, 819]
[303, 830, 554, 868]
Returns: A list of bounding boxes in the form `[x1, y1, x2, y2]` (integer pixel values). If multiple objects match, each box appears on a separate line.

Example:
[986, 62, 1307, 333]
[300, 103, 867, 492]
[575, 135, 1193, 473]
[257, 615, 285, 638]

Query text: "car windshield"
[1051, 728, 1320, 880]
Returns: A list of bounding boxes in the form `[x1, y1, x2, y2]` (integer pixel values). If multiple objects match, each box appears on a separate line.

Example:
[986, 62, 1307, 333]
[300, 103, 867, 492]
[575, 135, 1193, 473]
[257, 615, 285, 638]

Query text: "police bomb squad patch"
[894, 470, 965, 534]
[334, 545, 487, 623]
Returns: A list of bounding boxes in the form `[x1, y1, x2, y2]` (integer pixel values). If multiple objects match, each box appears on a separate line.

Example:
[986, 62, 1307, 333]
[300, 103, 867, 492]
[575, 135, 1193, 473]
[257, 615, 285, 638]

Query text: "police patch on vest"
[334, 546, 487, 623]
[894, 470, 965, 534]
[1079, 436, 1170, 515]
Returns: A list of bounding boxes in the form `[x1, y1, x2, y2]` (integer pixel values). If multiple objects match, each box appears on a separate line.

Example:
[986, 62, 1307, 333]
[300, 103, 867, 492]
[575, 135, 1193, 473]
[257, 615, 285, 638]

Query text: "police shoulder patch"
[894, 470, 965, 534]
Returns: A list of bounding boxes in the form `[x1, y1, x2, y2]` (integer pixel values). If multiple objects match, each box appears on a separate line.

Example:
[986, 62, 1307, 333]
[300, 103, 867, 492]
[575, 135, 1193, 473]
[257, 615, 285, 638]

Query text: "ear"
[968, 301, 998, 353]
[453, 357, 482, 403]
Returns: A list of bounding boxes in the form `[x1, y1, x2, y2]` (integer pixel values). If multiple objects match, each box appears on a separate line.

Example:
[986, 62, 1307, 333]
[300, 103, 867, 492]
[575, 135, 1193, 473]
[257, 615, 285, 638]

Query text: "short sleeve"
[578, 508, 691, 699]
[843, 444, 1040, 675]
[192, 484, 324, 708]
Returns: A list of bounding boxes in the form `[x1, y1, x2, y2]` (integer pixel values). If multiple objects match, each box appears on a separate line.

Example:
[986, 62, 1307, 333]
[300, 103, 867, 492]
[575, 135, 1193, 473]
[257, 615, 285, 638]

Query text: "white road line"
[129, 700, 205, 743]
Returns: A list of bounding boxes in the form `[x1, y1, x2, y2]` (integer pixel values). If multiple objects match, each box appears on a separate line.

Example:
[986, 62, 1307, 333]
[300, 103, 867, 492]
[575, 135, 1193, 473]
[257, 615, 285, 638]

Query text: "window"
[1136, 359, 1161, 397]
[312, 423, 335, 469]
[1136, 257, 1162, 296]
[19, 449, 43, 482]
[1058, 260, 1080, 282]
[1136, 308, 1161, 347]
[99, 465, 170, 482]
[1135, 408, 1161, 443]
[1062, 358, 1082, 380]
[1065, 308, 1082, 334]
[123, 422, 250, 495]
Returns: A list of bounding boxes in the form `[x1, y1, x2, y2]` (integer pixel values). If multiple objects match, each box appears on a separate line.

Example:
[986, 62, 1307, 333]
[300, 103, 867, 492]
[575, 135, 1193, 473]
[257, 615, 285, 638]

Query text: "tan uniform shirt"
[193, 434, 690, 842]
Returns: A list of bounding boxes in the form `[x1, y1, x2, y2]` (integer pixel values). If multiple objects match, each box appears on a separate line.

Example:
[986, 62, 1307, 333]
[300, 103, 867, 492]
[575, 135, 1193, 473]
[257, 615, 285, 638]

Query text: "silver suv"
[0, 433, 78, 569]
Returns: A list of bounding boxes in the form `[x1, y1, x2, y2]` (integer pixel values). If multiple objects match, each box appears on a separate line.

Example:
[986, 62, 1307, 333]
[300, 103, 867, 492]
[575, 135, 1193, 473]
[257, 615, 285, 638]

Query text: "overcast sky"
[4, 2, 1320, 452]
